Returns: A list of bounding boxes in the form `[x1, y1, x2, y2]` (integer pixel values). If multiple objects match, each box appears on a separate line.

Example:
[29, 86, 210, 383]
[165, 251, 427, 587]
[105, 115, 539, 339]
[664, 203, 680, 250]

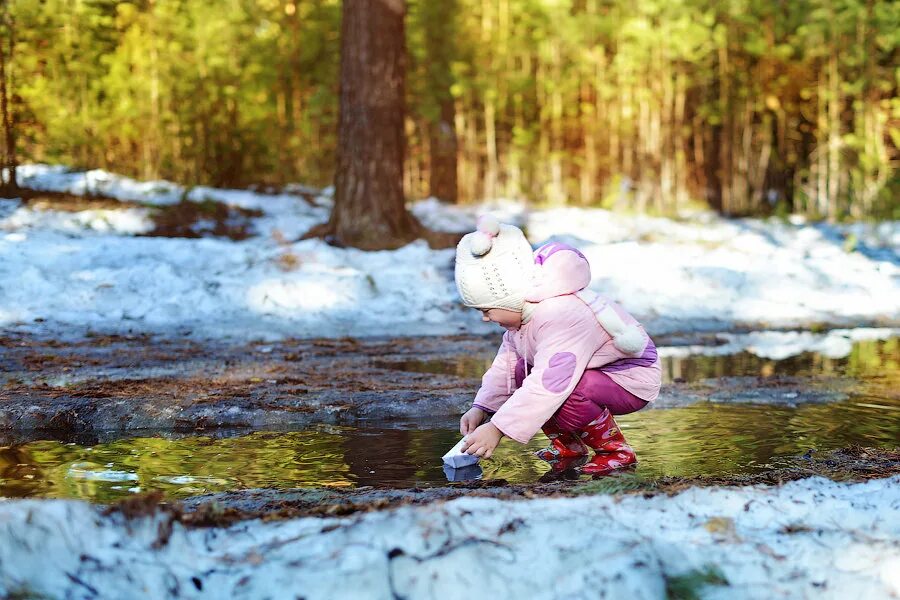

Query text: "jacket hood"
[525, 242, 591, 302]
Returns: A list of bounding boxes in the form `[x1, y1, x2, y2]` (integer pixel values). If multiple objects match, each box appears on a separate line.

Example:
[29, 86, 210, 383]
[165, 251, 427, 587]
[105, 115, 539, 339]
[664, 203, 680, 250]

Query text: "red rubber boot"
[535, 420, 588, 463]
[576, 409, 637, 475]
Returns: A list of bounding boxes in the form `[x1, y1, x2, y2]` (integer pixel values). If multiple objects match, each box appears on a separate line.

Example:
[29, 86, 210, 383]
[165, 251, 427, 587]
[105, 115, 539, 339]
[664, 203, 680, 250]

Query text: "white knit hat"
[455, 216, 534, 311]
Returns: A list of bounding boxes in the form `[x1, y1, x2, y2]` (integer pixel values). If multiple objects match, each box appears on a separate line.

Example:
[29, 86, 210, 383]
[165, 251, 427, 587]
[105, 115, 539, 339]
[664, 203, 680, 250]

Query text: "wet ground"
[3, 332, 892, 437]
[1, 333, 896, 503]
[141, 446, 900, 527]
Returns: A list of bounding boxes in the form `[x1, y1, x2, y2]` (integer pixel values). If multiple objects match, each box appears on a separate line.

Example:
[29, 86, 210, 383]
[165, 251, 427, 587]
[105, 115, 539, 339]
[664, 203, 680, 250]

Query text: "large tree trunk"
[315, 0, 421, 250]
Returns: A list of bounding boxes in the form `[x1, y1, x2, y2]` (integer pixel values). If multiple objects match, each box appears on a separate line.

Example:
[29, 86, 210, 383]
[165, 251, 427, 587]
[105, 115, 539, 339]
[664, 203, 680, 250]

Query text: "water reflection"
[376, 337, 900, 385]
[659, 336, 899, 384]
[443, 463, 483, 482]
[1, 337, 896, 502]
[2, 393, 896, 502]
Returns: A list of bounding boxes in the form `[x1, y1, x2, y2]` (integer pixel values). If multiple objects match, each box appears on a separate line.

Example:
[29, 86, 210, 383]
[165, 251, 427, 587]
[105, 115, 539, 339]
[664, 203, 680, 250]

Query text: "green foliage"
[4, 0, 898, 219]
[665, 566, 729, 600]
[12, 0, 340, 187]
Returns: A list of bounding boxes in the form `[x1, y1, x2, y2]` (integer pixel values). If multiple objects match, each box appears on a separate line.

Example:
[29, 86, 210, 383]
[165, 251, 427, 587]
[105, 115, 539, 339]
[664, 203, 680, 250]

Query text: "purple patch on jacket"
[600, 338, 658, 373]
[542, 352, 577, 392]
[534, 242, 586, 265]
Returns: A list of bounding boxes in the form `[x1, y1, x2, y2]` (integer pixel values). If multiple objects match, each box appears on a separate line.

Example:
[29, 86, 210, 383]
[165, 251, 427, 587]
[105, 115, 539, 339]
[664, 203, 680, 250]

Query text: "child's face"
[481, 308, 522, 330]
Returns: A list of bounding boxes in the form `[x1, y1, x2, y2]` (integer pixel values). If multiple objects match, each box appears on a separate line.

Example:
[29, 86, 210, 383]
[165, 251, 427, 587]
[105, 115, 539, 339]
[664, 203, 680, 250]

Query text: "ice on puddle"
[66, 463, 139, 482]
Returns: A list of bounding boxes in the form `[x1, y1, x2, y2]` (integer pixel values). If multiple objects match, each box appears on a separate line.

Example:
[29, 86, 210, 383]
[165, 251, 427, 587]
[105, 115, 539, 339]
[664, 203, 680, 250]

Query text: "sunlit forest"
[3, 0, 899, 219]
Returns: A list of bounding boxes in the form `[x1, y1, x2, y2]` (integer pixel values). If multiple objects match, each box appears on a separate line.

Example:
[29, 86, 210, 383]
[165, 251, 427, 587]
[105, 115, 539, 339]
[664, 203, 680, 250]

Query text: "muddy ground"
[15, 190, 264, 240]
[100, 446, 899, 528]
[0, 332, 856, 442]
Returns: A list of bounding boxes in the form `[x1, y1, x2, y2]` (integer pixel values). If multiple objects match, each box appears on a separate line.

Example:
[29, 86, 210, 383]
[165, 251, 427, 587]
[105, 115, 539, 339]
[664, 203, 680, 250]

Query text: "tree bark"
[428, 100, 458, 202]
[718, 39, 733, 215]
[0, 7, 17, 197]
[313, 0, 422, 250]
[422, 0, 459, 203]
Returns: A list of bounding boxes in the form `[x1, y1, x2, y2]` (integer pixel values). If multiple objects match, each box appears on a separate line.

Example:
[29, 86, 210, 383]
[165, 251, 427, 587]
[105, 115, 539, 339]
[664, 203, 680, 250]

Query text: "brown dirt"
[144, 199, 262, 240]
[302, 219, 463, 250]
[636, 445, 900, 493]
[0, 331, 875, 439]
[103, 446, 900, 529]
[103, 490, 166, 520]
[16, 187, 264, 240]
[0, 333, 489, 438]
[23, 191, 143, 211]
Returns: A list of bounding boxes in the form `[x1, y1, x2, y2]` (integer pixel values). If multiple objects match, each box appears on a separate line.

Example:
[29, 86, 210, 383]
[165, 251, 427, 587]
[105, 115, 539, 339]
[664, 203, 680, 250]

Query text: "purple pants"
[514, 358, 648, 432]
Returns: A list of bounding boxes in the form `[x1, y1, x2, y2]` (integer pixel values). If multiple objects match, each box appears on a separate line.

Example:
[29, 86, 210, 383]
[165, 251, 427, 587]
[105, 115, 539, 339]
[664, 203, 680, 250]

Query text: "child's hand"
[460, 407, 486, 436]
[461, 423, 503, 459]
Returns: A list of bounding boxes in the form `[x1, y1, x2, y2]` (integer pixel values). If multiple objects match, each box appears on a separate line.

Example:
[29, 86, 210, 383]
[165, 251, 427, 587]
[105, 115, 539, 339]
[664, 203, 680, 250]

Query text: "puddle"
[3, 394, 897, 502]
[375, 336, 899, 385]
[372, 357, 495, 380]
[2, 337, 896, 502]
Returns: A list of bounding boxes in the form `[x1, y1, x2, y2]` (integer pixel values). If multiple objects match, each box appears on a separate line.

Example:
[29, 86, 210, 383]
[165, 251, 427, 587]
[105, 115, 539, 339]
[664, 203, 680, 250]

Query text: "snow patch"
[1, 204, 154, 235]
[0, 476, 897, 598]
[3, 164, 898, 340]
[658, 327, 900, 360]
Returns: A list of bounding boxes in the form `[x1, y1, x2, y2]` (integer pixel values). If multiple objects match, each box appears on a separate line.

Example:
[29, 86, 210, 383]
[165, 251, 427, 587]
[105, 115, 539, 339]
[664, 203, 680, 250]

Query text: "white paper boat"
[442, 436, 480, 468]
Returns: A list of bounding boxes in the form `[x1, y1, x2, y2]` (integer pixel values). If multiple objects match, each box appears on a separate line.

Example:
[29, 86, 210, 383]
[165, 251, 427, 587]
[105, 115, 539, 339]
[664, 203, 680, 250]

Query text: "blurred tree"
[0, 0, 17, 196]
[409, 0, 459, 202]
[6, 0, 898, 220]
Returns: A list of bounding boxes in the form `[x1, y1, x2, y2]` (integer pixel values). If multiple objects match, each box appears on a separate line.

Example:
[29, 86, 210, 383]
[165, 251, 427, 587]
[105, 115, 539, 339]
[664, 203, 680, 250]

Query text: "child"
[456, 216, 661, 475]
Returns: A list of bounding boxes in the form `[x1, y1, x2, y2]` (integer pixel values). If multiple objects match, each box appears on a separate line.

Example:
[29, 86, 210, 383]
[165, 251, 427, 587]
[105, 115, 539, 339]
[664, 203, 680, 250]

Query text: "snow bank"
[658, 327, 900, 360]
[1, 476, 898, 599]
[12, 163, 333, 240]
[525, 208, 899, 332]
[2, 164, 898, 340]
[0, 198, 154, 236]
[0, 234, 462, 340]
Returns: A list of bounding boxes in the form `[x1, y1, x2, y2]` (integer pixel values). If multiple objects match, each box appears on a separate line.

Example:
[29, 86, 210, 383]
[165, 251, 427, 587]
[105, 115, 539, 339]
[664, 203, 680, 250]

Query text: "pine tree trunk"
[581, 76, 597, 205]
[428, 97, 458, 203]
[483, 95, 498, 200]
[674, 70, 688, 209]
[316, 0, 421, 250]
[827, 51, 841, 220]
[0, 9, 17, 196]
[422, 0, 458, 202]
[548, 40, 564, 204]
[718, 40, 733, 215]
[659, 48, 674, 213]
[816, 72, 828, 217]
[456, 98, 476, 202]
[509, 91, 523, 197]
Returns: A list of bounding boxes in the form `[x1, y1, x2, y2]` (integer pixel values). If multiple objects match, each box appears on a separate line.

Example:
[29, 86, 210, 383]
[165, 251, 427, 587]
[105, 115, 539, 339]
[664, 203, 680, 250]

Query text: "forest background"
[3, 0, 898, 221]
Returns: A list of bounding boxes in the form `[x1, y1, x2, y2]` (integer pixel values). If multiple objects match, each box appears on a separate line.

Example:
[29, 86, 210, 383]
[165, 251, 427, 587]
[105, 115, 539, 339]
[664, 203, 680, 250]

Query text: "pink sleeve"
[472, 332, 517, 413]
[490, 299, 602, 443]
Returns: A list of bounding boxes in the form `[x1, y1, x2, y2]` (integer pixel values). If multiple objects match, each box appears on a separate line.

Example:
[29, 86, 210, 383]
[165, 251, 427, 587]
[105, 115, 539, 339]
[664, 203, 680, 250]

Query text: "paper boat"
[442, 436, 480, 468]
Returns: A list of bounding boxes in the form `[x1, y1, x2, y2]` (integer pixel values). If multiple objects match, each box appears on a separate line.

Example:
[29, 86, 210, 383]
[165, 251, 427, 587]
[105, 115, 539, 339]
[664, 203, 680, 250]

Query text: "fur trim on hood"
[527, 241, 645, 356]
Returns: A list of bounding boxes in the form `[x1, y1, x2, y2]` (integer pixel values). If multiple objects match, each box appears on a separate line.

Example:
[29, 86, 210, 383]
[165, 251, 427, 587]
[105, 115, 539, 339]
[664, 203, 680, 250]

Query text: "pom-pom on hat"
[455, 216, 534, 311]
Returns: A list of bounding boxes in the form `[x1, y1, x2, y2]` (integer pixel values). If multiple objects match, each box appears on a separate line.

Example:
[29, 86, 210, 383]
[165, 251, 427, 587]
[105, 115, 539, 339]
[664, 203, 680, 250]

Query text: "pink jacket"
[473, 242, 661, 443]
